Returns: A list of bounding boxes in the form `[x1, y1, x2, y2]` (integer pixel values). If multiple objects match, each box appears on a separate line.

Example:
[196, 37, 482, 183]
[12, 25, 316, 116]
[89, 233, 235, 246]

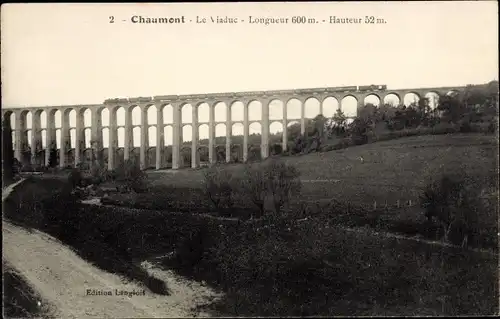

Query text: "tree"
[114, 158, 147, 192]
[240, 159, 302, 217]
[247, 145, 261, 161]
[181, 149, 192, 167]
[216, 147, 225, 163]
[348, 117, 371, 145]
[270, 143, 283, 155]
[264, 160, 301, 214]
[68, 167, 83, 189]
[198, 147, 209, 162]
[378, 103, 397, 121]
[2, 117, 14, 182]
[287, 122, 302, 142]
[311, 114, 327, 138]
[48, 148, 58, 167]
[420, 173, 481, 246]
[291, 134, 307, 154]
[241, 163, 268, 217]
[437, 94, 469, 124]
[462, 82, 499, 119]
[331, 109, 347, 136]
[358, 103, 380, 124]
[202, 165, 234, 212]
[414, 98, 440, 127]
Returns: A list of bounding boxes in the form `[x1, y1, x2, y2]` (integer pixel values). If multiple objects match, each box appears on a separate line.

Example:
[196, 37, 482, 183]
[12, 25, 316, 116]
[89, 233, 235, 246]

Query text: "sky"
[1, 2, 498, 147]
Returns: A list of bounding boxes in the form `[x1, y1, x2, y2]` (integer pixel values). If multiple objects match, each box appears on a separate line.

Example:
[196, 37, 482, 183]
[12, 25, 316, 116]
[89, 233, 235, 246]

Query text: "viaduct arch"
[2, 84, 468, 170]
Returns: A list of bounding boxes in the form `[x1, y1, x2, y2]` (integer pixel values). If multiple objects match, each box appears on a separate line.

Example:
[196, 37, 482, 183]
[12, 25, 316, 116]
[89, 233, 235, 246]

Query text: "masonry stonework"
[2, 85, 466, 170]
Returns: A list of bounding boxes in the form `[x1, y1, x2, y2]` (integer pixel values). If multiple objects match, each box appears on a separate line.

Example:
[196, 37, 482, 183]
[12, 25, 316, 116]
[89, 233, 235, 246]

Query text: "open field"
[147, 133, 498, 204]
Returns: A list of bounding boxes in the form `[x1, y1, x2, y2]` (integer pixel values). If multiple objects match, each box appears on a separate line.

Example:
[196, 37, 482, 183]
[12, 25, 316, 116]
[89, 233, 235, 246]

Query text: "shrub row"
[319, 122, 495, 153]
[202, 160, 302, 219]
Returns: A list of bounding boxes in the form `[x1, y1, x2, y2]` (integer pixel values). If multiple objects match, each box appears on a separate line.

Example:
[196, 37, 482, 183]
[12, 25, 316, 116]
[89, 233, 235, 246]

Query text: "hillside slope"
[283, 133, 498, 204]
[149, 134, 498, 207]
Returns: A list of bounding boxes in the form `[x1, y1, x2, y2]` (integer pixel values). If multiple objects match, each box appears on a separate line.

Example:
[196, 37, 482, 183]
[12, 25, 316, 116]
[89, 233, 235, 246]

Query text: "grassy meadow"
[147, 133, 498, 204]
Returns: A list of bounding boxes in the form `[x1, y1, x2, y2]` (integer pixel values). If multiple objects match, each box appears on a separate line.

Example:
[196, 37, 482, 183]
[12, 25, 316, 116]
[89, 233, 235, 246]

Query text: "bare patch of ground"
[3, 221, 222, 318]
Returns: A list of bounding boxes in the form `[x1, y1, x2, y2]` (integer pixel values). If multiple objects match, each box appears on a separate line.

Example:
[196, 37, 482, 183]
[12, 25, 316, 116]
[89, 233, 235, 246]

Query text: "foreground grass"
[4, 177, 498, 316]
[163, 216, 499, 316]
[3, 261, 51, 319]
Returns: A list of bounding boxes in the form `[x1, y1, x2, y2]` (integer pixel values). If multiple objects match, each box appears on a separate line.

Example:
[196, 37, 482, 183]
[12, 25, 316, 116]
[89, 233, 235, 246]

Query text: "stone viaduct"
[2, 84, 466, 170]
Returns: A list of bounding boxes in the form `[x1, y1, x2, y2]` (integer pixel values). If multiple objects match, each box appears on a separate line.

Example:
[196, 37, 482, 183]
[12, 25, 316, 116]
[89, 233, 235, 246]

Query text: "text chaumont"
[131, 16, 186, 24]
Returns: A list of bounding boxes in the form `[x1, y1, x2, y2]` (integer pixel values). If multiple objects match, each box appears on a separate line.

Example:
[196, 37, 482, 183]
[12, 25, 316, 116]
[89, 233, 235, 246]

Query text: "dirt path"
[2, 178, 25, 201]
[2, 221, 222, 318]
[2, 181, 222, 318]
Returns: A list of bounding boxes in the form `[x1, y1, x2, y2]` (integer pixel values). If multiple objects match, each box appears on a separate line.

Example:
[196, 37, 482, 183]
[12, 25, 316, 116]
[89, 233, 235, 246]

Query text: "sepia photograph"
[1, 2, 499, 318]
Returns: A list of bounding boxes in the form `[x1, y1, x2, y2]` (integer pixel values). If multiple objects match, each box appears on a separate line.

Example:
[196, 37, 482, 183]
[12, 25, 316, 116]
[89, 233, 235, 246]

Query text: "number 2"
[109, 16, 114, 23]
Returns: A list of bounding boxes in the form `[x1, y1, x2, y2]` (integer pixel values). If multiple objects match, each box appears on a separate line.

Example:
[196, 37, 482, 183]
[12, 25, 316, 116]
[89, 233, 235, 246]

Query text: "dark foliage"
[270, 143, 283, 155]
[202, 165, 234, 212]
[2, 117, 15, 182]
[48, 148, 58, 168]
[112, 158, 147, 192]
[420, 173, 485, 246]
[68, 167, 83, 189]
[3, 262, 48, 318]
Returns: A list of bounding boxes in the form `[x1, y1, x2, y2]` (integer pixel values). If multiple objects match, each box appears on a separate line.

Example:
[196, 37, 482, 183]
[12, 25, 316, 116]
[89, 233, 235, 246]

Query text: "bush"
[113, 159, 147, 192]
[68, 167, 83, 188]
[487, 118, 498, 133]
[202, 165, 234, 212]
[265, 160, 302, 214]
[351, 134, 368, 145]
[240, 164, 269, 218]
[459, 121, 473, 133]
[420, 173, 483, 247]
[270, 143, 283, 156]
[431, 122, 460, 135]
[240, 160, 301, 217]
[174, 224, 216, 269]
[48, 149, 58, 168]
[291, 135, 307, 154]
[90, 163, 111, 185]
